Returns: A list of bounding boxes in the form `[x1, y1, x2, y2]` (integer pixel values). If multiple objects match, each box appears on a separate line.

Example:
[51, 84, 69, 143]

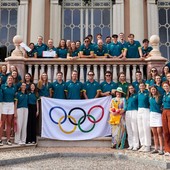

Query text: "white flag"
[41, 96, 111, 140]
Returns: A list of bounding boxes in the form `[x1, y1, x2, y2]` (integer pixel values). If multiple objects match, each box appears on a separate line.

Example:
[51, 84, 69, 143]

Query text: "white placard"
[20, 42, 31, 52]
[43, 51, 56, 57]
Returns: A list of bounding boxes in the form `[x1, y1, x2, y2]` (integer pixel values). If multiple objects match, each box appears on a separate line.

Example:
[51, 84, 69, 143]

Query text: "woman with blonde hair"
[149, 85, 163, 155]
[37, 72, 52, 97]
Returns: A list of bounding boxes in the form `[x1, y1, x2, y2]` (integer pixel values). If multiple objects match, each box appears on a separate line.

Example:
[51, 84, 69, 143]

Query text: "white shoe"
[138, 145, 145, 152]
[132, 147, 138, 151]
[143, 146, 150, 152]
[164, 152, 170, 156]
[127, 146, 133, 150]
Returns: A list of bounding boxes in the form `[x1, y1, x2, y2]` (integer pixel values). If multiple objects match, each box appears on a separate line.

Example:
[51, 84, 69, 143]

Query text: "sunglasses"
[88, 74, 94, 76]
[85, 41, 89, 43]
[151, 70, 157, 72]
[105, 75, 111, 77]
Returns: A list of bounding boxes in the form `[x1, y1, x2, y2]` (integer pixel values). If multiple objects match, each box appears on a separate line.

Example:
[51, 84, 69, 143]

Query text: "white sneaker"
[143, 146, 151, 152]
[164, 152, 170, 156]
[138, 145, 145, 152]
[127, 146, 133, 150]
[132, 147, 138, 151]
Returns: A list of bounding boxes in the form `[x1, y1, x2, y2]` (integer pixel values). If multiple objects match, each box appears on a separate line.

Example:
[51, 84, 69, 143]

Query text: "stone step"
[37, 137, 112, 148]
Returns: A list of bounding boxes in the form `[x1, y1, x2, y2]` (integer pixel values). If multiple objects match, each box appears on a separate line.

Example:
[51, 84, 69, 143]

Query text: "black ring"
[68, 107, 86, 125]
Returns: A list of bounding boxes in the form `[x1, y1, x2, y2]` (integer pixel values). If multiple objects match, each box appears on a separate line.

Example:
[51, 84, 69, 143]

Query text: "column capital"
[19, 0, 29, 5]
[50, 0, 62, 5]
[147, 0, 158, 4]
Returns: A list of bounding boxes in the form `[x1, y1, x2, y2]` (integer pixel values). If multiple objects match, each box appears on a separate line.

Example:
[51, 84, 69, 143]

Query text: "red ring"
[87, 105, 104, 123]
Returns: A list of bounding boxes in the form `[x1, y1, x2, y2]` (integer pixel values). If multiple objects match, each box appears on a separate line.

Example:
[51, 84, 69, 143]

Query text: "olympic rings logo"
[49, 105, 104, 134]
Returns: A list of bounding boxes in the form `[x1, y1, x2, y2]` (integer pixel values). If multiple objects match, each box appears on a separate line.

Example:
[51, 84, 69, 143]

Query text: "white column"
[93, 65, 98, 81]
[60, 65, 65, 77]
[139, 65, 144, 79]
[126, 65, 131, 83]
[30, 0, 45, 43]
[86, 65, 91, 81]
[34, 65, 39, 83]
[147, 0, 159, 38]
[66, 65, 71, 81]
[40, 64, 45, 75]
[79, 65, 84, 82]
[119, 65, 124, 73]
[106, 64, 111, 71]
[28, 65, 32, 75]
[47, 65, 52, 82]
[129, 0, 144, 42]
[50, 0, 62, 46]
[113, 65, 117, 82]
[132, 65, 137, 82]
[100, 65, 104, 83]
[73, 64, 78, 71]
[17, 0, 28, 43]
[112, 0, 124, 34]
[53, 65, 58, 82]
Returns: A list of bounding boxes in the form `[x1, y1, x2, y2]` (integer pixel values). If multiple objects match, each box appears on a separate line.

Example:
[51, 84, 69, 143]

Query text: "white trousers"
[125, 110, 139, 148]
[137, 108, 151, 146]
[15, 108, 28, 144]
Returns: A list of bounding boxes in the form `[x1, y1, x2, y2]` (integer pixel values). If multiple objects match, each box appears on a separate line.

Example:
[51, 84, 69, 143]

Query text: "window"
[0, 0, 18, 54]
[158, 1, 170, 60]
[62, 0, 112, 43]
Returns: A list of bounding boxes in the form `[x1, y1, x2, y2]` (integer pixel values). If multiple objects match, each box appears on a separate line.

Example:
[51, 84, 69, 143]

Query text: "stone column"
[17, 0, 29, 43]
[147, 0, 159, 38]
[50, 0, 62, 46]
[112, 0, 124, 34]
[146, 35, 167, 77]
[30, 0, 45, 43]
[129, 0, 144, 42]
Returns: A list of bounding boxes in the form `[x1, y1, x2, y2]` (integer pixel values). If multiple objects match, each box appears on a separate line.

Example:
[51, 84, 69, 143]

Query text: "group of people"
[25, 33, 152, 60]
[0, 62, 170, 157]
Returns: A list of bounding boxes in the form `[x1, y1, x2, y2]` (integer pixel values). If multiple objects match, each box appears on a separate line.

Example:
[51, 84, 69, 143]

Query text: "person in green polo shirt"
[141, 39, 153, 58]
[0, 65, 9, 84]
[124, 34, 143, 59]
[34, 36, 47, 58]
[14, 82, 28, 145]
[117, 72, 129, 96]
[100, 71, 117, 97]
[67, 41, 79, 59]
[94, 39, 108, 58]
[79, 37, 95, 58]
[51, 72, 66, 99]
[57, 39, 68, 58]
[65, 70, 83, 99]
[83, 70, 101, 99]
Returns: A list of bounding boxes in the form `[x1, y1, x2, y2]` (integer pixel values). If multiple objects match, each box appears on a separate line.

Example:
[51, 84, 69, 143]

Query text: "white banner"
[41, 96, 112, 140]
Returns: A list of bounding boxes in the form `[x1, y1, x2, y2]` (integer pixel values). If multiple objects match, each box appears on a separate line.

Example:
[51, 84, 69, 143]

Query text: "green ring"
[78, 114, 96, 133]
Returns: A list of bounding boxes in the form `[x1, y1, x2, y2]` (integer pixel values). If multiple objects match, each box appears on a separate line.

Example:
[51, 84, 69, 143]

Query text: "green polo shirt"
[79, 44, 94, 55]
[83, 80, 101, 99]
[38, 82, 52, 97]
[0, 73, 10, 84]
[117, 81, 129, 95]
[125, 40, 141, 58]
[142, 46, 153, 56]
[94, 45, 108, 56]
[34, 43, 47, 58]
[155, 85, 165, 96]
[145, 78, 155, 87]
[1, 84, 17, 102]
[15, 91, 28, 108]
[57, 48, 68, 58]
[0, 88, 3, 102]
[163, 92, 170, 109]
[100, 81, 117, 93]
[51, 80, 66, 99]
[126, 93, 138, 111]
[132, 80, 146, 92]
[138, 90, 149, 108]
[149, 96, 162, 113]
[28, 92, 39, 105]
[108, 42, 123, 57]
[65, 80, 83, 99]
[68, 49, 79, 57]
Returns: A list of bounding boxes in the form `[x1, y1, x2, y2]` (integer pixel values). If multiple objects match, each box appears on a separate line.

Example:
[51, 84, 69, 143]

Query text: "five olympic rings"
[49, 105, 104, 134]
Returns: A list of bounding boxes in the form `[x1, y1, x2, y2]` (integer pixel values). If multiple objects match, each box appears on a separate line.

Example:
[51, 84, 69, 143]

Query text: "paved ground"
[1, 156, 164, 170]
[0, 147, 169, 169]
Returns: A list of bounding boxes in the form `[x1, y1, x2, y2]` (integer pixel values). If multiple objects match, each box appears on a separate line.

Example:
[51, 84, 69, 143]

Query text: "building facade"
[0, 0, 169, 59]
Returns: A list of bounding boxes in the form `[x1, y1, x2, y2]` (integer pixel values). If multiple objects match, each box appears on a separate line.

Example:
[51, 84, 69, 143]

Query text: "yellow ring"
[58, 115, 77, 134]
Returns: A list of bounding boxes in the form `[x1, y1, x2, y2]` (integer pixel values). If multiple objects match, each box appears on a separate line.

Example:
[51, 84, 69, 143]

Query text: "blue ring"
[49, 106, 67, 125]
